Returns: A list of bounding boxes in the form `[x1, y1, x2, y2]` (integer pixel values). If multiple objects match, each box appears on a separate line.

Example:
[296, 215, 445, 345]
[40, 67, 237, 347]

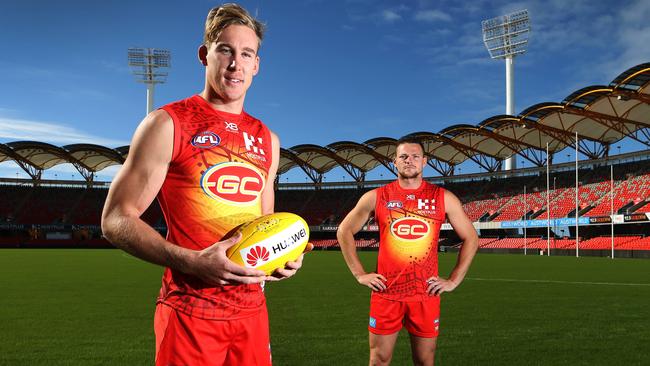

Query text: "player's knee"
[412, 354, 435, 366]
[369, 347, 393, 366]
[412, 346, 436, 366]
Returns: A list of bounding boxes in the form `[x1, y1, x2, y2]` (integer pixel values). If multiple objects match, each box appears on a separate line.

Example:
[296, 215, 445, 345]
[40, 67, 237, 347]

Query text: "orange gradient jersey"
[374, 181, 445, 302]
[156, 95, 272, 320]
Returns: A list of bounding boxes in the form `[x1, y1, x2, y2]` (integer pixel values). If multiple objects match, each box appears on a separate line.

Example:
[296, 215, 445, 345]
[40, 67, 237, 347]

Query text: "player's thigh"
[154, 303, 229, 366]
[403, 296, 440, 338]
[225, 303, 271, 366]
[369, 295, 405, 335]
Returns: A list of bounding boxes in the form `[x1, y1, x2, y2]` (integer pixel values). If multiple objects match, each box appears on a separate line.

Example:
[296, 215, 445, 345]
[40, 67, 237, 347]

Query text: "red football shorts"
[368, 295, 441, 338]
[154, 303, 272, 366]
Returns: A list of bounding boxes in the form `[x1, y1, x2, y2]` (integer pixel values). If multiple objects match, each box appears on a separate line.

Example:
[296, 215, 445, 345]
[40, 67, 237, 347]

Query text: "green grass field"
[1, 250, 649, 365]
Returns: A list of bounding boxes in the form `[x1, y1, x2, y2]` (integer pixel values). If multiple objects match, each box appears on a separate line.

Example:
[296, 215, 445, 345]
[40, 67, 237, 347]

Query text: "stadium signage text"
[201, 162, 265, 205]
[500, 217, 590, 228]
[589, 216, 612, 224]
[624, 213, 649, 222]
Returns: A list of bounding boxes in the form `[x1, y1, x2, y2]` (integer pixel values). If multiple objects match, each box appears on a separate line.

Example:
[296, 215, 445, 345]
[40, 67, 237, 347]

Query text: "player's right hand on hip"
[190, 232, 267, 286]
[356, 272, 387, 292]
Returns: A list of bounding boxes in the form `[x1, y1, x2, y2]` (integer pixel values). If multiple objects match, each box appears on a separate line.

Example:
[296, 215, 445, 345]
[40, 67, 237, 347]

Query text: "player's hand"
[356, 272, 387, 292]
[190, 232, 267, 286]
[426, 276, 457, 296]
[266, 243, 314, 282]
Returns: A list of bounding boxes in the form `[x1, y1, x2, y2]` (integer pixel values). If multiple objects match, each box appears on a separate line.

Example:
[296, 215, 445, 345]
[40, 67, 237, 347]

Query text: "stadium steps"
[634, 201, 650, 213]
[627, 200, 648, 213]
[478, 212, 490, 222]
[530, 208, 546, 220]
[485, 211, 501, 221]
[617, 201, 636, 214]
[577, 206, 593, 217]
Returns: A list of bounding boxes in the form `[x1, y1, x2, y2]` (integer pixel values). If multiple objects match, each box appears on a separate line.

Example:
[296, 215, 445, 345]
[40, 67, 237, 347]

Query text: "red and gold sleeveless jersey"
[374, 180, 445, 302]
[156, 95, 272, 320]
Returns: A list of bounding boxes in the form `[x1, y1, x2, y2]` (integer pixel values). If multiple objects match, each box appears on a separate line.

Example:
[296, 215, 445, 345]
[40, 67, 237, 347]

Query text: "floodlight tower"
[128, 47, 171, 115]
[482, 10, 530, 170]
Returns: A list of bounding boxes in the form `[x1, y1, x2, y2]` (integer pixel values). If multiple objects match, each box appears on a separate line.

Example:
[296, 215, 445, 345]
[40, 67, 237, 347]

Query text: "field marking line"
[466, 277, 650, 287]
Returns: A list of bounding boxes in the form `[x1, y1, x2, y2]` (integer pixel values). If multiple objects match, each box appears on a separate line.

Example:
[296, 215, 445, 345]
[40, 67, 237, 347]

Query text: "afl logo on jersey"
[191, 131, 221, 148]
[201, 162, 265, 205]
[390, 217, 430, 241]
[386, 200, 403, 210]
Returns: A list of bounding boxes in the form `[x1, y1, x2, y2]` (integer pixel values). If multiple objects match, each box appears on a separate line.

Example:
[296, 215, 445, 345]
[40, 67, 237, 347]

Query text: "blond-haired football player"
[102, 4, 308, 365]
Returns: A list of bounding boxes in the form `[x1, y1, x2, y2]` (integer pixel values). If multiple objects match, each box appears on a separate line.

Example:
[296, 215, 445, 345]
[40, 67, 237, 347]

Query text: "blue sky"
[0, 0, 648, 182]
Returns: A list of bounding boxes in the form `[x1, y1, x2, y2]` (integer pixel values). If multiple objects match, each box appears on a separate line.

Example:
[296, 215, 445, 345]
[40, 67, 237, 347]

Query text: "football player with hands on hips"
[102, 3, 308, 365]
[337, 137, 478, 366]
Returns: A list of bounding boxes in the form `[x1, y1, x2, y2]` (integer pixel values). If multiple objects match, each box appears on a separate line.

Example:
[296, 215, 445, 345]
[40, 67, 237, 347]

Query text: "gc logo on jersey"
[191, 131, 221, 148]
[201, 162, 265, 205]
[390, 217, 430, 241]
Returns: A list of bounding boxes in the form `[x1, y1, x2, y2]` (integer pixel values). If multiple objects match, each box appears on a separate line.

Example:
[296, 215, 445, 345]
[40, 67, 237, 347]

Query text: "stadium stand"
[0, 62, 649, 256]
[585, 173, 650, 216]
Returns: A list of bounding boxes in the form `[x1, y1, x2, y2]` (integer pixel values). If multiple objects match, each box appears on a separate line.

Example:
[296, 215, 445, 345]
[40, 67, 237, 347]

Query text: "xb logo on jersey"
[191, 131, 221, 148]
[201, 162, 265, 205]
[390, 217, 430, 241]
[225, 121, 238, 132]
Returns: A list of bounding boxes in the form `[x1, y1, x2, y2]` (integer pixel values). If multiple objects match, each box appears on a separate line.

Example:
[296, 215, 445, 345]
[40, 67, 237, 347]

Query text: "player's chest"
[380, 190, 442, 220]
[187, 120, 268, 159]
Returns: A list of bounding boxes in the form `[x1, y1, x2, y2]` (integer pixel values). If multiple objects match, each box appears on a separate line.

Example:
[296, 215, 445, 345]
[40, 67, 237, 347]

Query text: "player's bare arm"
[427, 190, 479, 295]
[263, 131, 311, 282]
[337, 190, 387, 292]
[101, 110, 266, 286]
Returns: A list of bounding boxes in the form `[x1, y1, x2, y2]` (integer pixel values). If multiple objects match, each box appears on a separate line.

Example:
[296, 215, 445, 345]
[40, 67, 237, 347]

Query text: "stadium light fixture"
[482, 10, 530, 171]
[128, 47, 171, 115]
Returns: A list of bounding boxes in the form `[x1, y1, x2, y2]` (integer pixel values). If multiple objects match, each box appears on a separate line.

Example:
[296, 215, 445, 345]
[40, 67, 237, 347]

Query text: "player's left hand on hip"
[426, 276, 458, 296]
[265, 243, 313, 281]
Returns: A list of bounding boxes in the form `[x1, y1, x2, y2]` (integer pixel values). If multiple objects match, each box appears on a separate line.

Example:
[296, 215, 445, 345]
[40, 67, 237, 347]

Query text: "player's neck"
[397, 176, 422, 190]
[200, 89, 245, 115]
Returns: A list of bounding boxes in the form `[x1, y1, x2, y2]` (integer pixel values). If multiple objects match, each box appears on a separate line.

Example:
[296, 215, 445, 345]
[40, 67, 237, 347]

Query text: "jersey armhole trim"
[160, 106, 182, 163]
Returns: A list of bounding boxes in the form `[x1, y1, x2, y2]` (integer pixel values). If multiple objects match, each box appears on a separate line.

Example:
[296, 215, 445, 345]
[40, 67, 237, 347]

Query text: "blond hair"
[204, 3, 265, 49]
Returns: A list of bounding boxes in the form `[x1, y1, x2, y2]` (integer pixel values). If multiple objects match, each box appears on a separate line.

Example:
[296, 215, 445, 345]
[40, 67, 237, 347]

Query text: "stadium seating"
[1, 156, 649, 252]
[586, 174, 650, 216]
[579, 236, 641, 249]
[481, 237, 543, 249]
[310, 238, 377, 249]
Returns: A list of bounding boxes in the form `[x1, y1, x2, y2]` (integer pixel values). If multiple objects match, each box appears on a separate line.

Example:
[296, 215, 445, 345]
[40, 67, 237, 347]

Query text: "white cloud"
[382, 9, 402, 22]
[0, 117, 129, 147]
[589, 0, 650, 81]
[414, 10, 451, 22]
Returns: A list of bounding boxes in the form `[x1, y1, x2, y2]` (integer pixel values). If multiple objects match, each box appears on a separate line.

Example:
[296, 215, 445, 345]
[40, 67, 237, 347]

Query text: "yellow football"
[226, 212, 310, 275]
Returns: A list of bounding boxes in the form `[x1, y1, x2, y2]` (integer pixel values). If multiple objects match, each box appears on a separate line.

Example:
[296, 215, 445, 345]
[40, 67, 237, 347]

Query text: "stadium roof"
[1, 63, 649, 183]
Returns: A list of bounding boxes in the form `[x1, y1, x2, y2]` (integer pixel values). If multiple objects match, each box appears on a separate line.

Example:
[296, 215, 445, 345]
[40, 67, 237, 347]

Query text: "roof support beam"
[428, 160, 454, 176]
[523, 119, 600, 159]
[563, 106, 650, 148]
[297, 165, 323, 184]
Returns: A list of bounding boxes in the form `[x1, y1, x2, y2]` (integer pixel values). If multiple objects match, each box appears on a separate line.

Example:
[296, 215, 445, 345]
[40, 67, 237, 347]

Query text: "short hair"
[396, 136, 425, 155]
[204, 3, 265, 49]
